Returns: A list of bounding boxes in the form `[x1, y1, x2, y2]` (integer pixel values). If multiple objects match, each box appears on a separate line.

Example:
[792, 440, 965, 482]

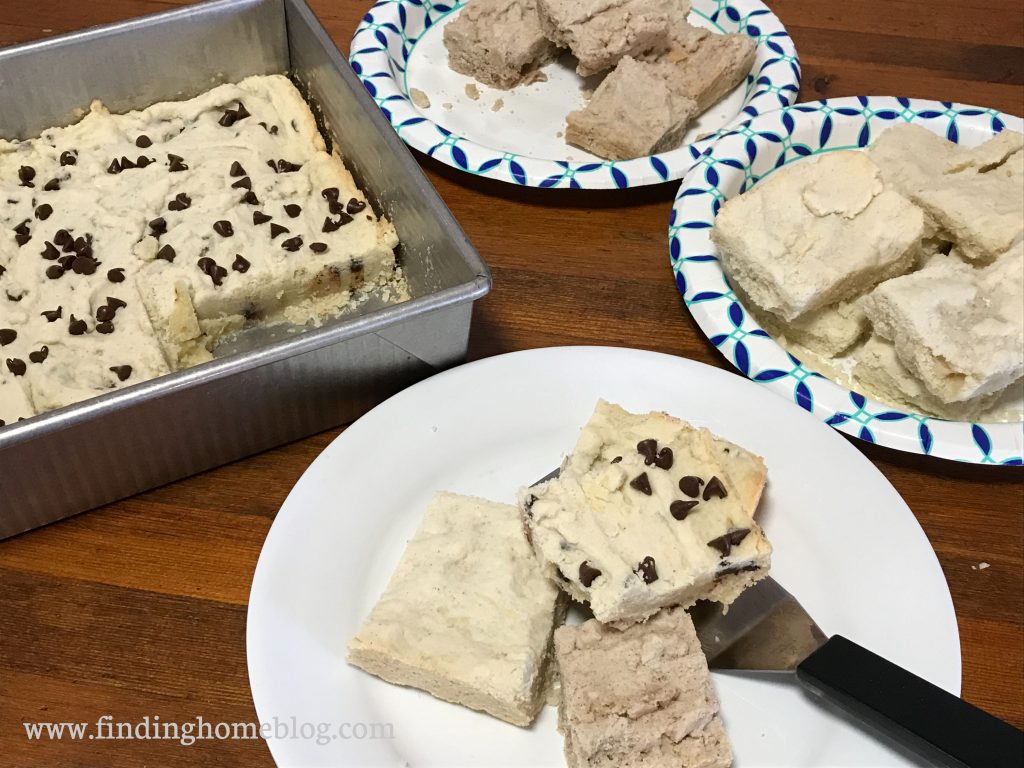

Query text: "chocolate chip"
[276, 159, 301, 173]
[309, 242, 328, 253]
[18, 166, 35, 186]
[707, 528, 750, 557]
[71, 256, 98, 275]
[167, 192, 191, 211]
[35, 204, 53, 221]
[0, 265, 5, 276]
[578, 561, 602, 587]
[107, 268, 125, 283]
[156, 244, 176, 262]
[234, 102, 250, 120]
[96, 305, 115, 322]
[253, 211, 272, 225]
[109, 365, 132, 382]
[136, 155, 153, 168]
[197, 257, 228, 286]
[636, 556, 658, 584]
[96, 322, 115, 334]
[654, 448, 674, 469]
[149, 217, 167, 236]
[322, 213, 352, 232]
[57, 254, 75, 270]
[45, 265, 64, 280]
[5, 358, 26, 376]
[717, 562, 759, 578]
[213, 220, 234, 237]
[610, 456, 622, 464]
[269, 223, 289, 239]
[702, 476, 728, 501]
[284, 203, 301, 218]
[14, 220, 30, 236]
[218, 111, 238, 128]
[28, 345, 49, 363]
[136, 135, 152, 148]
[281, 236, 303, 252]
[346, 198, 367, 214]
[232, 254, 251, 273]
[43, 178, 60, 192]
[53, 229, 71, 246]
[107, 297, 127, 311]
[167, 154, 188, 172]
[68, 315, 87, 335]
[231, 176, 251, 189]
[321, 187, 340, 201]
[240, 190, 260, 206]
[41, 241, 59, 260]
[678, 476, 704, 498]
[72, 235, 91, 256]
[5, 288, 24, 302]
[15, 232, 31, 247]
[328, 198, 345, 215]
[107, 158, 121, 174]
[59, 150, 77, 166]
[637, 438, 658, 463]
[229, 161, 246, 177]
[119, 156, 136, 170]
[670, 499, 699, 520]
[41, 307, 61, 322]
[0, 328, 16, 346]
[629, 472, 652, 495]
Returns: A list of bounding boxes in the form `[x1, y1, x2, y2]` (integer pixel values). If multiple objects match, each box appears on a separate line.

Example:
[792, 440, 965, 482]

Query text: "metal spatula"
[688, 576, 1024, 768]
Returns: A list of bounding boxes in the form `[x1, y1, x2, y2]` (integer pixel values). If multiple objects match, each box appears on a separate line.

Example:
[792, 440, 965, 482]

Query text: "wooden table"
[0, 1, 1021, 765]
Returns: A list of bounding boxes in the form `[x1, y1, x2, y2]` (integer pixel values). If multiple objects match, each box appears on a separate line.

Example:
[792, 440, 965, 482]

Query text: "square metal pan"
[0, 0, 490, 539]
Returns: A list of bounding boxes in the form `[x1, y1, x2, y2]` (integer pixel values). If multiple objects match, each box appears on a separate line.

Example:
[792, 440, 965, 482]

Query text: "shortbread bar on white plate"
[555, 607, 732, 768]
[347, 492, 566, 727]
[711, 150, 924, 322]
[520, 400, 771, 626]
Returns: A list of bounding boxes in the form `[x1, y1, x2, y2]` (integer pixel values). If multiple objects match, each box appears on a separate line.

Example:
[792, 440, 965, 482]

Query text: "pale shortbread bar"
[860, 244, 1024, 405]
[712, 151, 925, 322]
[443, 0, 561, 89]
[658, 29, 755, 113]
[756, 299, 868, 358]
[521, 400, 771, 626]
[537, 0, 675, 77]
[555, 607, 732, 768]
[348, 492, 566, 727]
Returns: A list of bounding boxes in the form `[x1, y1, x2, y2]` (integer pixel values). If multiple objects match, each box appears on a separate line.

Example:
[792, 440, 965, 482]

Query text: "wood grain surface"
[1, 1, 1022, 765]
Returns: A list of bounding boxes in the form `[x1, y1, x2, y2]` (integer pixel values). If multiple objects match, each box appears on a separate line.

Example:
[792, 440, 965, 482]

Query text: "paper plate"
[668, 96, 1024, 465]
[350, 0, 799, 188]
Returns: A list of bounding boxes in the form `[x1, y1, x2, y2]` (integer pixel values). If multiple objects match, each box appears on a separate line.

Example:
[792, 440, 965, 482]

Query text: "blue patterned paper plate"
[669, 97, 1024, 465]
[350, 0, 799, 189]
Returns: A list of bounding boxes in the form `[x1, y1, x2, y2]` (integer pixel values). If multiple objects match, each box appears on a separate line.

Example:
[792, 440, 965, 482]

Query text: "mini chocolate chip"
[679, 476, 704, 498]
[213, 220, 234, 237]
[636, 556, 658, 584]
[135, 135, 152, 148]
[28, 345, 48, 363]
[346, 198, 367, 214]
[281, 236, 303, 252]
[167, 192, 191, 211]
[234, 102, 250, 120]
[630, 472, 652, 495]
[5, 288, 24, 302]
[269, 223, 289, 239]
[322, 213, 352, 232]
[41, 307, 62, 322]
[107, 297, 127, 311]
[328, 198, 345, 215]
[197, 257, 228, 286]
[119, 156, 136, 170]
[59, 150, 77, 166]
[96, 305, 115, 322]
[0, 328, 16, 346]
[110, 365, 132, 382]
[637, 438, 658, 463]
[276, 159, 301, 173]
[231, 176, 251, 189]
[284, 203, 302, 218]
[229, 161, 246, 177]
[703, 476, 728, 501]
[168, 154, 188, 172]
[654, 448, 673, 470]
[41, 241, 59, 260]
[0, 265, 5, 276]
[253, 211, 272, 225]
[218, 111, 237, 128]
[43, 178, 60, 191]
[54, 229, 71, 246]
[672, 499, 700, 520]
[240, 190, 260, 205]
[14, 220, 30, 236]
[45, 265, 64, 280]
[57, 254, 75, 270]
[149, 217, 167, 235]
[35, 204, 53, 221]
[71, 256, 98, 275]
[95, 322, 114, 334]
[578, 561, 602, 588]
[232, 254, 251, 273]
[107, 158, 122, 174]
[15, 232, 31, 247]
[136, 155, 152, 168]
[5, 358, 26, 376]
[321, 187, 340, 201]
[156, 244, 176, 262]
[107, 268, 125, 283]
[351, 259, 364, 274]
[18, 166, 35, 186]
[717, 562, 759, 578]
[68, 315, 87, 335]
[707, 528, 750, 557]
[309, 242, 328, 253]
[610, 456, 622, 463]
[72, 235, 91, 255]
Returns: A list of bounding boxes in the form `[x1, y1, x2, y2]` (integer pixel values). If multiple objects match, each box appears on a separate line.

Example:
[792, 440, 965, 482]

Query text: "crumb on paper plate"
[465, 83, 480, 100]
[442, 102, 453, 110]
[492, 98, 505, 112]
[409, 88, 431, 109]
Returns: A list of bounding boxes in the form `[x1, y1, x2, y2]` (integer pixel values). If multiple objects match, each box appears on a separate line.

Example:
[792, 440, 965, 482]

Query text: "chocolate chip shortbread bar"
[555, 607, 733, 768]
[348, 492, 567, 727]
[520, 400, 771, 626]
[0, 74, 400, 426]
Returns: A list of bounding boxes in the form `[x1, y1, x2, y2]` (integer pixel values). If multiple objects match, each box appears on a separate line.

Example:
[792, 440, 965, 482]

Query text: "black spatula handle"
[796, 635, 1023, 767]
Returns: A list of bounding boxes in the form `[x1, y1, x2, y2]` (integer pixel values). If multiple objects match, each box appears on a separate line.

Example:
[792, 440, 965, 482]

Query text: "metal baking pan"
[0, 0, 490, 539]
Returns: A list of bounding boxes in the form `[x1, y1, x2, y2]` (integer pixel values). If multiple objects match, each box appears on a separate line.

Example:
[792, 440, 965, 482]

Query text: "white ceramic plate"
[247, 346, 959, 767]
[349, 0, 799, 188]
[668, 97, 1024, 465]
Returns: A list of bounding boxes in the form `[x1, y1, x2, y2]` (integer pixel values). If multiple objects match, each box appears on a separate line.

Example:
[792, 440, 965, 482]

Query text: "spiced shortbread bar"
[556, 607, 732, 768]
[348, 492, 566, 727]
[443, 0, 561, 89]
[520, 400, 771, 626]
[711, 151, 925, 322]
